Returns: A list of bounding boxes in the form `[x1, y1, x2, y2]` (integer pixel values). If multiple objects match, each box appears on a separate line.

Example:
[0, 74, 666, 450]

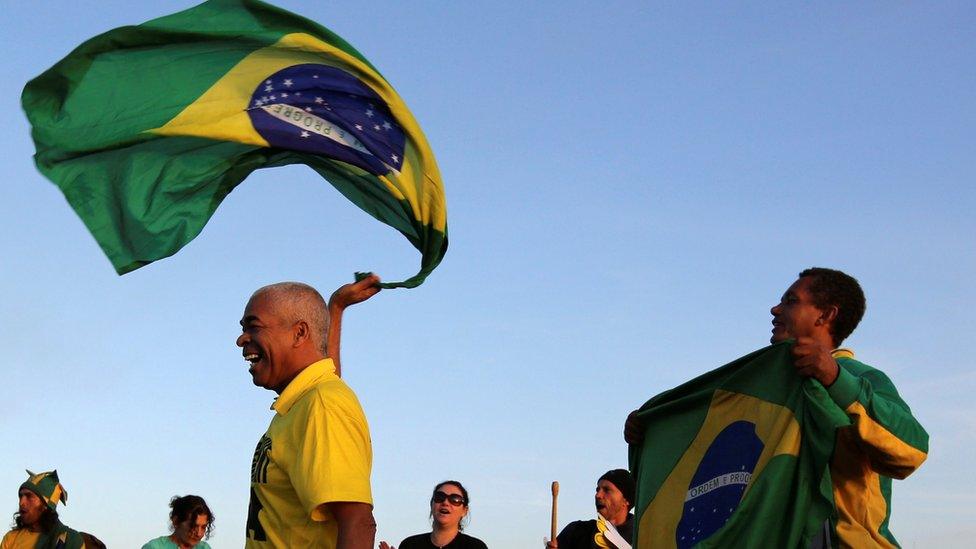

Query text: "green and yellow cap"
[20, 470, 67, 510]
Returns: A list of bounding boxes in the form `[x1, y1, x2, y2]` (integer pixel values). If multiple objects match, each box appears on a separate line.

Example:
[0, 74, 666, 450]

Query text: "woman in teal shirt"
[141, 495, 214, 549]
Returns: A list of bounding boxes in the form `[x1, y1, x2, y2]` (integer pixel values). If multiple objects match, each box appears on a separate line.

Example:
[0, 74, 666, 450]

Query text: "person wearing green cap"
[2, 470, 89, 549]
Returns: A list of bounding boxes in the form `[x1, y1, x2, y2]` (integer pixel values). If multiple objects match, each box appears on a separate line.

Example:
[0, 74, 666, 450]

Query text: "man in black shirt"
[547, 469, 635, 549]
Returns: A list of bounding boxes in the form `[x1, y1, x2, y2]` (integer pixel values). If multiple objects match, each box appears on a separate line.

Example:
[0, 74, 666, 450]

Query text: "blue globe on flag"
[676, 420, 764, 548]
[247, 63, 406, 176]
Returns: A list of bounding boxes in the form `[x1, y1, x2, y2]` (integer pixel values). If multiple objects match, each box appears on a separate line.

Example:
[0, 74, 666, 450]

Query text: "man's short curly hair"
[799, 267, 866, 347]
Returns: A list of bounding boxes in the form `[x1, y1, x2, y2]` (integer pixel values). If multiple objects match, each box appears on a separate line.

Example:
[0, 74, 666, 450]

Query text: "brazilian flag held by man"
[22, 0, 447, 288]
[627, 343, 852, 548]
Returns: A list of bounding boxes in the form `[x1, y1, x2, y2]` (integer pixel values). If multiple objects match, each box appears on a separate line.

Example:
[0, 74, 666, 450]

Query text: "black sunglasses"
[431, 491, 466, 506]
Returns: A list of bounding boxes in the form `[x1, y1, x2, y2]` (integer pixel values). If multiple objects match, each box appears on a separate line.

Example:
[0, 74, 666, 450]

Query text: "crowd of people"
[4, 268, 926, 548]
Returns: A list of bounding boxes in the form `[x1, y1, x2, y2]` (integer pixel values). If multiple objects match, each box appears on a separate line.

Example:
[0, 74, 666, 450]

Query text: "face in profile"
[237, 291, 298, 392]
[17, 489, 45, 528]
[594, 479, 629, 523]
[172, 513, 209, 547]
[770, 277, 824, 344]
[430, 483, 468, 530]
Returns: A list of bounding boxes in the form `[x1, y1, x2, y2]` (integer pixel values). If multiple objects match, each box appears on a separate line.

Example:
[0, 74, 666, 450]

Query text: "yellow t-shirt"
[1, 529, 40, 549]
[245, 359, 372, 548]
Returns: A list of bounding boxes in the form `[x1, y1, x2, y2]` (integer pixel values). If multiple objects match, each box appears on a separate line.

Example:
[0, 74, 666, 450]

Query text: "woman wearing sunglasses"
[379, 480, 488, 549]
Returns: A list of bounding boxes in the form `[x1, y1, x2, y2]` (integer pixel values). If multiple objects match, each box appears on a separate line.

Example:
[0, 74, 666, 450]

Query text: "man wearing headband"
[2, 469, 88, 549]
[239, 276, 380, 549]
[547, 469, 635, 549]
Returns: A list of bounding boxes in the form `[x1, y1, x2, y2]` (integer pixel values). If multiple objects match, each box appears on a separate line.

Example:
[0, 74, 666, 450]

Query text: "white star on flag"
[264, 85, 273, 92]
[300, 131, 310, 138]
[284, 79, 293, 87]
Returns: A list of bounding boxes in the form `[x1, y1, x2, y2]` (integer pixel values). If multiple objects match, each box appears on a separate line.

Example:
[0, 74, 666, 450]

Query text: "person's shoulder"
[306, 374, 367, 414]
[559, 519, 597, 541]
[195, 541, 213, 549]
[458, 532, 489, 548]
[142, 536, 179, 549]
[835, 349, 881, 374]
[310, 374, 356, 396]
[140, 536, 173, 549]
[398, 533, 430, 548]
[59, 527, 87, 549]
[2, 528, 34, 543]
[836, 352, 911, 401]
[80, 531, 107, 549]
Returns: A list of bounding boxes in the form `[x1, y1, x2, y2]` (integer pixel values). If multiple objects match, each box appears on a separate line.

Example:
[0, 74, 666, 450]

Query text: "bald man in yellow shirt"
[238, 276, 380, 549]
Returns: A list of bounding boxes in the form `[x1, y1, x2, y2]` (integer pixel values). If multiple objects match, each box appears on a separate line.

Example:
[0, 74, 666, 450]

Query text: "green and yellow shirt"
[827, 349, 928, 548]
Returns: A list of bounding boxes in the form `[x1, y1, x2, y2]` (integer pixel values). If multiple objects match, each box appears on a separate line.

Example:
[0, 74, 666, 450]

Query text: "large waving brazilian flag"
[22, 0, 446, 288]
[628, 342, 850, 548]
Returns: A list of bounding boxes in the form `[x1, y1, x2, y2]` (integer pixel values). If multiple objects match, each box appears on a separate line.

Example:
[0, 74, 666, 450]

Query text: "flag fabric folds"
[22, 0, 447, 288]
[628, 341, 850, 548]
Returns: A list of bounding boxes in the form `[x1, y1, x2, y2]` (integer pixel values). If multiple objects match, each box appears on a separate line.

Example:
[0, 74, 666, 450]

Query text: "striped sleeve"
[827, 358, 929, 479]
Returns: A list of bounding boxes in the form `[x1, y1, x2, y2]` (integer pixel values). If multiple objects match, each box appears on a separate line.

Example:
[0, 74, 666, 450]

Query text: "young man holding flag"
[625, 268, 928, 548]
[767, 268, 927, 547]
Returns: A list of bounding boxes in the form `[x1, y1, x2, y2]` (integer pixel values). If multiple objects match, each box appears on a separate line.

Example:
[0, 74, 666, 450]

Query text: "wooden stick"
[550, 481, 559, 544]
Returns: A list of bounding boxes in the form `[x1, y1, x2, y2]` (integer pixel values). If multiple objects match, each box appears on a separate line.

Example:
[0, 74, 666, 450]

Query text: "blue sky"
[2, 1, 973, 547]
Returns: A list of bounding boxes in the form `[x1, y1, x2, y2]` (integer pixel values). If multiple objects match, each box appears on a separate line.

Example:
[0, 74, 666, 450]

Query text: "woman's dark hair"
[169, 494, 215, 539]
[431, 480, 470, 531]
[12, 506, 58, 533]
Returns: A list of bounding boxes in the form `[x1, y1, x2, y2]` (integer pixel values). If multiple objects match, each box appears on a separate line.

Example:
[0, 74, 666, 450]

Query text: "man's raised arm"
[327, 273, 381, 377]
